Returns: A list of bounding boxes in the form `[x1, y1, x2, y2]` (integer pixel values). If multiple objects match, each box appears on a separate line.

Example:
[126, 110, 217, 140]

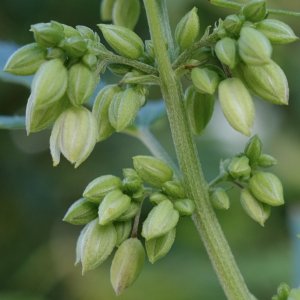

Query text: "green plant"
[2, 0, 300, 299]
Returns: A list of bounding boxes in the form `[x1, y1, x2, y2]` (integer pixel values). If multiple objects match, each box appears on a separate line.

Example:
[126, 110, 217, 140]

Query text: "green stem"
[143, 1, 253, 299]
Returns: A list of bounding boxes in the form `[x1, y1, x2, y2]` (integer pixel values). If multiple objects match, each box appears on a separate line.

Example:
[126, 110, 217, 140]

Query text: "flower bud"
[218, 78, 254, 136]
[142, 200, 179, 240]
[108, 63, 132, 76]
[149, 192, 170, 205]
[98, 24, 144, 59]
[131, 186, 145, 203]
[133, 155, 173, 188]
[101, 0, 116, 21]
[162, 180, 185, 199]
[62, 24, 81, 38]
[75, 224, 89, 265]
[210, 188, 230, 210]
[288, 288, 300, 300]
[174, 199, 195, 216]
[112, 0, 141, 30]
[98, 189, 131, 225]
[223, 14, 244, 35]
[145, 228, 176, 264]
[244, 135, 262, 164]
[191, 67, 219, 95]
[62, 36, 88, 57]
[276, 283, 290, 299]
[175, 7, 200, 51]
[242, 0, 267, 22]
[67, 63, 99, 106]
[240, 189, 271, 226]
[117, 202, 140, 222]
[257, 154, 277, 168]
[228, 156, 251, 179]
[215, 37, 237, 69]
[240, 60, 289, 105]
[122, 168, 143, 193]
[46, 47, 65, 60]
[238, 27, 272, 65]
[114, 221, 132, 246]
[82, 54, 98, 70]
[31, 21, 64, 47]
[63, 198, 98, 225]
[249, 172, 284, 206]
[256, 19, 298, 44]
[185, 86, 215, 135]
[110, 238, 145, 295]
[80, 220, 116, 273]
[4, 43, 47, 75]
[76, 25, 95, 40]
[50, 106, 97, 168]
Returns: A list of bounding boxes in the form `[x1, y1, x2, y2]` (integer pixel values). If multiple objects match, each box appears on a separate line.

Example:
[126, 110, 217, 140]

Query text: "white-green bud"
[76, 25, 95, 40]
[117, 202, 140, 222]
[82, 54, 98, 70]
[215, 37, 237, 69]
[114, 221, 132, 246]
[257, 154, 277, 168]
[101, 0, 116, 21]
[162, 180, 185, 199]
[242, 0, 267, 22]
[149, 192, 170, 205]
[62, 24, 81, 38]
[191, 67, 219, 95]
[62, 36, 88, 57]
[122, 168, 143, 193]
[244, 135, 262, 164]
[228, 156, 251, 179]
[174, 199, 195, 216]
[210, 188, 230, 210]
[223, 14, 244, 35]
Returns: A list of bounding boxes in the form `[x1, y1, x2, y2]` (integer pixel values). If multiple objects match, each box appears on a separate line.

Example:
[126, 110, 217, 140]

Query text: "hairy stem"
[143, 0, 253, 299]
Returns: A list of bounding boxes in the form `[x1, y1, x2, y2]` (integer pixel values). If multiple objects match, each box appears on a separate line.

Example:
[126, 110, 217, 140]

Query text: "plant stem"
[0, 116, 25, 130]
[143, 0, 253, 299]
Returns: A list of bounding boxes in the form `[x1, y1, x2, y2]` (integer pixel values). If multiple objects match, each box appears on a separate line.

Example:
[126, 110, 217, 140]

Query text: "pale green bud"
[185, 86, 215, 135]
[112, 0, 141, 30]
[133, 155, 173, 188]
[174, 199, 195, 216]
[288, 289, 300, 300]
[62, 24, 81, 38]
[83, 175, 122, 204]
[46, 47, 65, 60]
[228, 156, 251, 179]
[79, 220, 117, 274]
[149, 192, 170, 205]
[110, 238, 145, 295]
[211, 188, 230, 210]
[244, 135, 262, 164]
[117, 202, 140, 222]
[62, 36, 88, 57]
[162, 180, 185, 199]
[142, 200, 179, 240]
[218, 78, 254, 136]
[82, 54, 98, 70]
[276, 283, 290, 299]
[50, 106, 97, 168]
[67, 63, 98, 106]
[223, 14, 244, 35]
[191, 67, 219, 95]
[75, 224, 89, 265]
[4, 43, 47, 75]
[122, 168, 143, 193]
[242, 0, 267, 22]
[257, 154, 277, 168]
[101, 0, 116, 21]
[98, 24, 144, 59]
[215, 37, 237, 69]
[240, 61, 289, 105]
[249, 172, 284, 206]
[114, 221, 132, 246]
[98, 189, 131, 225]
[240, 189, 271, 226]
[108, 63, 132, 76]
[131, 186, 145, 203]
[175, 7, 200, 51]
[76, 25, 95, 40]
[145, 228, 176, 264]
[63, 198, 98, 225]
[238, 27, 272, 65]
[256, 19, 298, 44]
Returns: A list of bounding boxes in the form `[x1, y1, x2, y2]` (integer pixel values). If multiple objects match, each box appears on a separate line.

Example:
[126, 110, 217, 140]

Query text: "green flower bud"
[83, 175, 122, 204]
[145, 40, 155, 60]
[276, 283, 290, 299]
[63, 198, 98, 225]
[249, 172, 284, 206]
[242, 0, 267, 22]
[46, 47, 65, 60]
[244, 135, 262, 164]
[228, 156, 251, 179]
[76, 25, 95, 40]
[31, 21, 64, 47]
[133, 155, 173, 188]
[108, 63, 132, 76]
[79, 220, 117, 274]
[223, 14, 244, 35]
[4, 43, 47, 75]
[117, 202, 140, 221]
[98, 24, 144, 59]
[238, 27, 272, 65]
[240, 189, 271, 226]
[112, 0, 141, 30]
[174, 199, 195, 216]
[62, 36, 88, 57]
[67, 63, 98, 106]
[149, 192, 170, 205]
[131, 186, 145, 203]
[122, 168, 143, 193]
[185, 86, 215, 135]
[62, 24, 81, 38]
[98, 189, 131, 225]
[288, 289, 300, 300]
[257, 154, 277, 168]
[114, 221, 132, 246]
[142, 200, 179, 240]
[110, 238, 145, 295]
[175, 7, 200, 51]
[145, 228, 176, 264]
[215, 37, 237, 69]
[75, 224, 89, 265]
[82, 54, 98, 70]
[240, 60, 289, 105]
[210, 188, 230, 210]
[218, 78, 255, 136]
[101, 0, 116, 21]
[191, 67, 219, 95]
[50, 106, 97, 168]
[162, 180, 185, 199]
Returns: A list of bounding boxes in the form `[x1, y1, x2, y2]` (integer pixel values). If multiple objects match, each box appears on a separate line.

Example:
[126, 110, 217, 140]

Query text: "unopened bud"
[174, 199, 195, 216]
[117, 202, 140, 222]
[76, 25, 95, 40]
[82, 54, 98, 70]
[215, 37, 237, 69]
[162, 180, 185, 199]
[244, 135, 262, 164]
[149, 192, 170, 205]
[242, 0, 267, 22]
[46, 47, 65, 60]
[191, 67, 219, 95]
[257, 154, 277, 168]
[228, 156, 251, 179]
[122, 168, 143, 193]
[62, 24, 81, 38]
[101, 0, 116, 21]
[210, 188, 230, 210]
[62, 36, 88, 57]
[223, 14, 244, 35]
[114, 221, 132, 246]
[276, 283, 290, 299]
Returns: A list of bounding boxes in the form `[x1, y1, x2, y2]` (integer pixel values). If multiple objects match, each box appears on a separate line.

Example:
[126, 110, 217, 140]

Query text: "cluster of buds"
[63, 155, 194, 294]
[210, 135, 284, 226]
[272, 283, 300, 300]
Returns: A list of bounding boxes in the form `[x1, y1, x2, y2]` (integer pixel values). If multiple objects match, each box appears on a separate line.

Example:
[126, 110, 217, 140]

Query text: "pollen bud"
[242, 0, 267, 22]
[133, 155, 174, 188]
[114, 221, 132, 246]
[98, 190, 131, 225]
[122, 168, 143, 193]
[228, 156, 251, 179]
[63, 198, 98, 225]
[145, 228, 176, 264]
[249, 172, 284, 206]
[142, 200, 179, 240]
[191, 67, 219, 95]
[98, 24, 144, 59]
[82, 54, 98, 70]
[149, 192, 170, 205]
[257, 154, 277, 168]
[174, 199, 195, 216]
[223, 14, 244, 35]
[215, 37, 237, 69]
[244, 135, 262, 165]
[162, 180, 186, 199]
[238, 27, 272, 65]
[101, 0, 116, 21]
[110, 238, 145, 295]
[117, 202, 140, 222]
[83, 175, 122, 204]
[218, 78, 255, 136]
[62, 36, 88, 57]
[62, 24, 81, 38]
[175, 7, 200, 51]
[210, 188, 230, 210]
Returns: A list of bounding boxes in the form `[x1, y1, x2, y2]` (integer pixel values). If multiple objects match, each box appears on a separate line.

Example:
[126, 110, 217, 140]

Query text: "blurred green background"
[0, 0, 300, 299]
